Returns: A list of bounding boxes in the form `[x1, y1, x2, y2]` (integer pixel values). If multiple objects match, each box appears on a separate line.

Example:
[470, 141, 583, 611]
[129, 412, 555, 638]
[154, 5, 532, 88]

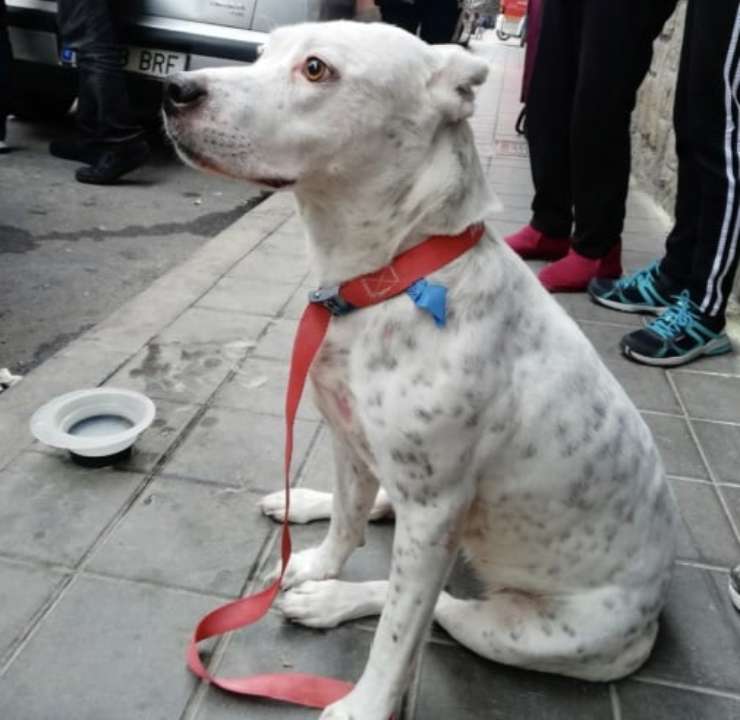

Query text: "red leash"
[187, 224, 485, 708]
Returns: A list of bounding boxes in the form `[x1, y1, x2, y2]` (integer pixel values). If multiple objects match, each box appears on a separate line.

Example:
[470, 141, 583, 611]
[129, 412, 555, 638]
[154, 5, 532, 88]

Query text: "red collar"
[308, 222, 485, 316]
[186, 222, 485, 711]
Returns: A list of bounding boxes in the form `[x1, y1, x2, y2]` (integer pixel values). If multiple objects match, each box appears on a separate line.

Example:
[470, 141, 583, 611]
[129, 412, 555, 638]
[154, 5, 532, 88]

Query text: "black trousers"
[377, 0, 460, 44]
[57, 0, 143, 145]
[526, 0, 678, 257]
[660, 0, 740, 325]
[0, 0, 12, 140]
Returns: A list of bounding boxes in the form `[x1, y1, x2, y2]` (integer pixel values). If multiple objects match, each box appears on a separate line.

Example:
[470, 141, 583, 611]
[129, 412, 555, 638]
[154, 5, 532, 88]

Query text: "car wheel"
[496, 28, 510, 41]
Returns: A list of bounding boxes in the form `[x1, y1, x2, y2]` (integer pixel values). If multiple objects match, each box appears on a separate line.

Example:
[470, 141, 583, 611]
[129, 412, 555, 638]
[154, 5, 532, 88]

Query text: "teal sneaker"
[588, 261, 675, 314]
[620, 291, 733, 367]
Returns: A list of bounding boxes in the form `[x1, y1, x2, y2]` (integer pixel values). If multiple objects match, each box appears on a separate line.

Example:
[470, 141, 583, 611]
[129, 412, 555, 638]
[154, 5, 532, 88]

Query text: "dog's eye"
[303, 56, 330, 83]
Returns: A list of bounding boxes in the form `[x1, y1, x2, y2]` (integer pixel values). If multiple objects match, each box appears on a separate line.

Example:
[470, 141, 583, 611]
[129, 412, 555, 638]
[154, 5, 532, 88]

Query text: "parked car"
[6, 0, 355, 119]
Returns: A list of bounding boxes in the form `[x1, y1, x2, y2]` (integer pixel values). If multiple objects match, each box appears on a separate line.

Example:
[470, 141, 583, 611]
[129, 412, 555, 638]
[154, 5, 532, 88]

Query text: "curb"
[0, 192, 297, 471]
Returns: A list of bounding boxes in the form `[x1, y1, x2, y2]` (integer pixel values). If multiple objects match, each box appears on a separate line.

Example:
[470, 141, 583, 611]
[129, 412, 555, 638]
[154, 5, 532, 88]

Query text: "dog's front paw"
[319, 696, 388, 720]
[277, 580, 364, 628]
[281, 546, 342, 590]
[259, 488, 333, 524]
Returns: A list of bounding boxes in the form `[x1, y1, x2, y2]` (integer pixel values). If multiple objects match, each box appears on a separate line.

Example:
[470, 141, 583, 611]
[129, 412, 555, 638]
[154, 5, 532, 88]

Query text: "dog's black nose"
[164, 74, 207, 114]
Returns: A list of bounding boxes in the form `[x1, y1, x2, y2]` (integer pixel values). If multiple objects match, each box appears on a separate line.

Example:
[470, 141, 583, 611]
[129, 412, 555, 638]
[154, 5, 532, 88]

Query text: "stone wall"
[631, 1, 740, 310]
[631, 1, 685, 216]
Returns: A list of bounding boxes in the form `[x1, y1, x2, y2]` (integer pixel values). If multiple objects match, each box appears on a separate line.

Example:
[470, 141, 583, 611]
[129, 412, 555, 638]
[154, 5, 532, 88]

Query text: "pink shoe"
[505, 224, 571, 260]
[538, 244, 623, 293]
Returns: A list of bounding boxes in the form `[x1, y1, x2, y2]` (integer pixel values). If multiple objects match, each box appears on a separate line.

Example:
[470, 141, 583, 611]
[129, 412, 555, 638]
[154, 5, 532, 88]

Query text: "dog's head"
[163, 21, 488, 192]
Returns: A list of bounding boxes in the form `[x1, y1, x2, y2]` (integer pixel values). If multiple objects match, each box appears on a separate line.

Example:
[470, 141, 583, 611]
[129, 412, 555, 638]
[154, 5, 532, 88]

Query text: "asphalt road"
[0, 116, 263, 375]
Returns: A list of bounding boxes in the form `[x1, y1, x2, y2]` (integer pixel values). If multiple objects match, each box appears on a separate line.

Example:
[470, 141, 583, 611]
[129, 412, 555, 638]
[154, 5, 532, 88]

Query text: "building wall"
[631, 1, 685, 216]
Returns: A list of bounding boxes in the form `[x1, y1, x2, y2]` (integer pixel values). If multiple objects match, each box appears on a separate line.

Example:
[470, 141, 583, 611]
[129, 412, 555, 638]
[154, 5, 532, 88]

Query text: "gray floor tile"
[88, 477, 272, 596]
[252, 318, 300, 362]
[617, 680, 740, 720]
[194, 612, 373, 719]
[297, 425, 334, 492]
[415, 641, 612, 720]
[642, 413, 707, 479]
[0, 575, 218, 720]
[675, 351, 740, 375]
[156, 306, 269, 348]
[0, 452, 142, 566]
[555, 294, 643, 328]
[670, 479, 740, 567]
[580, 324, 679, 413]
[0, 559, 66, 660]
[197, 277, 297, 317]
[227, 247, 309, 285]
[637, 565, 740, 693]
[718, 486, 740, 544]
[163, 406, 318, 489]
[213, 356, 320, 421]
[107, 340, 239, 404]
[693, 420, 740, 486]
[672, 373, 740, 423]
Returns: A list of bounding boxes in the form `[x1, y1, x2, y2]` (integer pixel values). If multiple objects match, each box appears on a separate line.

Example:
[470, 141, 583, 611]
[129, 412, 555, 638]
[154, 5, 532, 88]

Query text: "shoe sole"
[730, 578, 740, 613]
[621, 335, 733, 367]
[75, 147, 150, 186]
[589, 292, 666, 315]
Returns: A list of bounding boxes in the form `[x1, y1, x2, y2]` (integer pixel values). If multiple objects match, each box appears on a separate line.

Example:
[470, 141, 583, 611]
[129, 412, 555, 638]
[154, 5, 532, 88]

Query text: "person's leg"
[569, 0, 679, 259]
[376, 0, 420, 36]
[0, 0, 13, 149]
[616, 0, 739, 367]
[681, 0, 740, 328]
[657, 3, 700, 291]
[526, 0, 577, 239]
[418, 0, 460, 44]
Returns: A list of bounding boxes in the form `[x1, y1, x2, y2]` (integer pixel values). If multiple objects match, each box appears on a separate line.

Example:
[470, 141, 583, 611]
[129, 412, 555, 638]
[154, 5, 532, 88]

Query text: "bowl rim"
[30, 387, 156, 453]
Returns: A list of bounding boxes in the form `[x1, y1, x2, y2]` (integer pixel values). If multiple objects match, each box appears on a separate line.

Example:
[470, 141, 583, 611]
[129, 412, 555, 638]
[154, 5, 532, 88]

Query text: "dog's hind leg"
[260, 487, 394, 524]
[433, 588, 659, 681]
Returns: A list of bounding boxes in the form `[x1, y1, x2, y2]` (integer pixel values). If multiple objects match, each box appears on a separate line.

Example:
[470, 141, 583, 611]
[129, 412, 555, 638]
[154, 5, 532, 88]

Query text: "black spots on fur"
[522, 443, 538, 460]
[366, 353, 398, 372]
[561, 623, 577, 638]
[465, 411, 480, 429]
[367, 391, 384, 408]
[391, 447, 434, 478]
[411, 371, 432, 388]
[462, 354, 485, 379]
[392, 633, 399, 643]
[489, 419, 507, 434]
[403, 334, 418, 351]
[414, 407, 433, 423]
[603, 597, 616, 611]
[403, 431, 424, 447]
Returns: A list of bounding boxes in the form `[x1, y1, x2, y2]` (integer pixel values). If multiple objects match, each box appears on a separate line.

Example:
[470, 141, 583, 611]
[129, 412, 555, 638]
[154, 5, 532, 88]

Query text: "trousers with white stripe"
[660, 0, 740, 328]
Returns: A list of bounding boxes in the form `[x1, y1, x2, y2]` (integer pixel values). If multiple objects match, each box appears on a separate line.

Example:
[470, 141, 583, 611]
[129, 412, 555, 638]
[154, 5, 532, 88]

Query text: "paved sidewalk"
[1, 39, 740, 720]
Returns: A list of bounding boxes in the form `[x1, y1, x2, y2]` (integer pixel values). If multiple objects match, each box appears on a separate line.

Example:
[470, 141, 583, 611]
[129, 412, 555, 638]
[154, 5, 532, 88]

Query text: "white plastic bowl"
[30, 388, 156, 460]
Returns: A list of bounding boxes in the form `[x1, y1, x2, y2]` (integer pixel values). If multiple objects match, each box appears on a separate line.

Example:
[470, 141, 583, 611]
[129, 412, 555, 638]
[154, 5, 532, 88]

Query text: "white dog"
[164, 21, 677, 720]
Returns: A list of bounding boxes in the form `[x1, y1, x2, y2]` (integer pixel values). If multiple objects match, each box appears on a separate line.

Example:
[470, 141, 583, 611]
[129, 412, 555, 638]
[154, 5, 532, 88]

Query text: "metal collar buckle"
[308, 286, 355, 317]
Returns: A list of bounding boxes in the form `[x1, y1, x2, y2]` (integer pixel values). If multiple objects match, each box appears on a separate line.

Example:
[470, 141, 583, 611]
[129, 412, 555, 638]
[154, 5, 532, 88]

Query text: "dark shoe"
[75, 140, 150, 185]
[620, 290, 732, 367]
[49, 139, 104, 165]
[588, 260, 676, 315]
[0, 139, 10, 154]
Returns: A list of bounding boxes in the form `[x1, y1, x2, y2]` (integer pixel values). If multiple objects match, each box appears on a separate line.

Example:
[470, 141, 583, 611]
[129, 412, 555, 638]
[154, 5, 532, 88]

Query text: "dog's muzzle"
[163, 73, 208, 116]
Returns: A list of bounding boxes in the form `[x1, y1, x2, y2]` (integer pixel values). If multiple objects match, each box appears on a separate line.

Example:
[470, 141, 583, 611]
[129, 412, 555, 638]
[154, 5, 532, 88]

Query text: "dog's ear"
[428, 46, 489, 122]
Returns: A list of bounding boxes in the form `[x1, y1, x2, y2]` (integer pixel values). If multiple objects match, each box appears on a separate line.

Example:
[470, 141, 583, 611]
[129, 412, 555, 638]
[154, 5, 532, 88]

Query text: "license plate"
[60, 46, 188, 79]
[123, 47, 188, 78]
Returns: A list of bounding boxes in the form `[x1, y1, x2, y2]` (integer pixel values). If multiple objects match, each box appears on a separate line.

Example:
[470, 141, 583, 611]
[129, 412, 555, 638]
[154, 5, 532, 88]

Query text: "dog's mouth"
[172, 138, 295, 189]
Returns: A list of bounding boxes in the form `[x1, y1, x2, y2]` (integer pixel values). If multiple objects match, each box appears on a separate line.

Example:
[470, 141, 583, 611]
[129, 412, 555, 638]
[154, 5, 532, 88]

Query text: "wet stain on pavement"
[0, 194, 264, 254]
